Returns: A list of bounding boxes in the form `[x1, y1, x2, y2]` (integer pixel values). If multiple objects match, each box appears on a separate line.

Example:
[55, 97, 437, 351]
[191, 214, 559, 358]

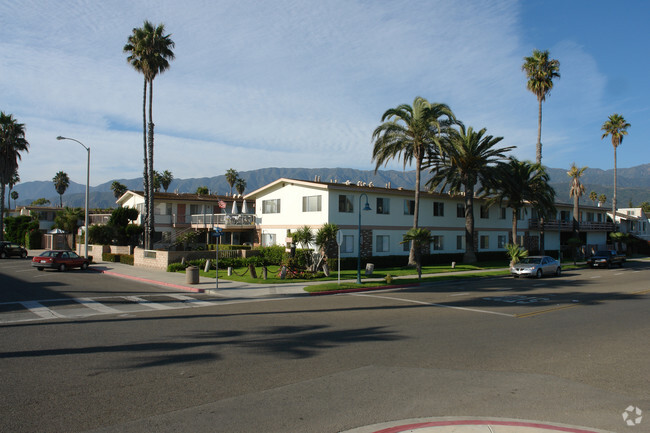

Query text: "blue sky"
[1, 0, 647, 186]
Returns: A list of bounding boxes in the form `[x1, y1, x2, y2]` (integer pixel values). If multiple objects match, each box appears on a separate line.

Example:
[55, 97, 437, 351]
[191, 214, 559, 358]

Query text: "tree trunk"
[0, 183, 5, 242]
[141, 77, 150, 249]
[512, 208, 518, 246]
[408, 154, 422, 266]
[463, 185, 477, 263]
[612, 145, 617, 219]
[573, 194, 580, 239]
[536, 97, 543, 165]
[147, 79, 155, 249]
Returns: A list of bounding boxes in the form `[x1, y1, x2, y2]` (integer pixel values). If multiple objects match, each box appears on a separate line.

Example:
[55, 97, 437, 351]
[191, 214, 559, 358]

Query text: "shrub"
[255, 245, 286, 265]
[102, 253, 121, 262]
[26, 229, 42, 249]
[168, 262, 187, 272]
[119, 254, 134, 265]
[89, 225, 114, 245]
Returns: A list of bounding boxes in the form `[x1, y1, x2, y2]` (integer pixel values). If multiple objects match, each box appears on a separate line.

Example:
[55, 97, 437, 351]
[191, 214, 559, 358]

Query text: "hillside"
[10, 164, 650, 209]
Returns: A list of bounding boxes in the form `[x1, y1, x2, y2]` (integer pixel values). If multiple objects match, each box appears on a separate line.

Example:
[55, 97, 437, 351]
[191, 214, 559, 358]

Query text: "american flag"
[218, 200, 226, 209]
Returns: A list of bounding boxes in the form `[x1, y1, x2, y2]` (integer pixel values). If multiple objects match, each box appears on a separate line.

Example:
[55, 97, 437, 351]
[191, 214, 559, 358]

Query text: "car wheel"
[555, 267, 561, 277]
[59, 263, 67, 272]
[37, 267, 44, 271]
[0, 251, 6, 259]
[536, 269, 542, 279]
[81, 262, 89, 270]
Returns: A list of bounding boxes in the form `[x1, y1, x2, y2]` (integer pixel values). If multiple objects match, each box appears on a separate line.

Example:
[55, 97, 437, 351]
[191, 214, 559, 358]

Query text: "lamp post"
[56, 136, 90, 259]
[357, 193, 371, 284]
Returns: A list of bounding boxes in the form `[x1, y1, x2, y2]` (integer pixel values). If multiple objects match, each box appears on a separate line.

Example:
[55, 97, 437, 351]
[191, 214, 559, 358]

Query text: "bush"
[89, 225, 114, 245]
[168, 262, 187, 272]
[255, 245, 286, 265]
[26, 229, 42, 249]
[119, 254, 134, 265]
[102, 253, 121, 262]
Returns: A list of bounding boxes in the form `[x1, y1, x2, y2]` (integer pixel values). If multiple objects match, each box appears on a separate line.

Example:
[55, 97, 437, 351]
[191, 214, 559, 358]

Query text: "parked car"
[31, 250, 90, 271]
[586, 250, 625, 268]
[511, 256, 561, 278]
[0, 241, 28, 259]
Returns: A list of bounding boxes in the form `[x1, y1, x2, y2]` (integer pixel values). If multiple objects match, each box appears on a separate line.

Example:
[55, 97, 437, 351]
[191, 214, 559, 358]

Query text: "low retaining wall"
[134, 247, 254, 271]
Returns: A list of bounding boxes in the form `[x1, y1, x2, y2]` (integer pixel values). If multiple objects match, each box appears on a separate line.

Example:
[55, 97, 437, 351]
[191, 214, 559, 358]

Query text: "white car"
[511, 256, 561, 278]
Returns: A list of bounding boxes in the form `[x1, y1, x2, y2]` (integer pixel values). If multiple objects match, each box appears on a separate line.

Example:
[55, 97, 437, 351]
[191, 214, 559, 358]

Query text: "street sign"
[335, 230, 342, 246]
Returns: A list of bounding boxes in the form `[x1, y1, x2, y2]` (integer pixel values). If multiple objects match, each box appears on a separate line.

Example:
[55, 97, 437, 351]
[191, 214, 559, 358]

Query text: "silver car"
[511, 256, 561, 278]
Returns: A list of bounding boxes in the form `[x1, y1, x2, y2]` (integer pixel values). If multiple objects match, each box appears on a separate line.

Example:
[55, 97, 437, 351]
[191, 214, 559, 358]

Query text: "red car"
[32, 250, 90, 271]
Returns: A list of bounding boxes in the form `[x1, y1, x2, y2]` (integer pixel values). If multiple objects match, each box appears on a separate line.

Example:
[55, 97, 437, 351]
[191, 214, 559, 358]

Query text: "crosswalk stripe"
[20, 301, 67, 319]
[74, 298, 122, 314]
[167, 293, 216, 307]
[123, 296, 175, 310]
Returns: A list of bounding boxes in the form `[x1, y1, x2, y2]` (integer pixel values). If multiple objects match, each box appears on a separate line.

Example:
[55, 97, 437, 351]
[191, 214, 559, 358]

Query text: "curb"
[93, 268, 205, 293]
[308, 282, 420, 296]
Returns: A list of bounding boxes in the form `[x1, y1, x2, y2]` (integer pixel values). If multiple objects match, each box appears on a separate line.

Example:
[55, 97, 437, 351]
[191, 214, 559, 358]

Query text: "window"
[560, 210, 570, 221]
[376, 235, 390, 252]
[433, 202, 444, 217]
[456, 235, 464, 250]
[480, 205, 489, 219]
[165, 203, 172, 215]
[339, 195, 353, 213]
[597, 213, 603, 222]
[302, 195, 322, 212]
[586, 212, 594, 222]
[404, 200, 415, 215]
[403, 240, 410, 252]
[500, 207, 507, 220]
[498, 235, 507, 248]
[480, 235, 489, 249]
[517, 209, 525, 221]
[376, 197, 390, 214]
[262, 233, 276, 246]
[432, 235, 444, 251]
[262, 199, 281, 214]
[457, 203, 465, 218]
[341, 235, 354, 253]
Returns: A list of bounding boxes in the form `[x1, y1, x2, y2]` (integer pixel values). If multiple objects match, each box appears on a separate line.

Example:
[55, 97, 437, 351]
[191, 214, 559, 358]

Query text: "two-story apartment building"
[245, 178, 613, 258]
[612, 208, 649, 241]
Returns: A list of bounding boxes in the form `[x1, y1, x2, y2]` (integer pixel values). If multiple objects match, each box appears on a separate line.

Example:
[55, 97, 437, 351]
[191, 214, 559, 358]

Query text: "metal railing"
[528, 219, 614, 231]
[191, 213, 255, 227]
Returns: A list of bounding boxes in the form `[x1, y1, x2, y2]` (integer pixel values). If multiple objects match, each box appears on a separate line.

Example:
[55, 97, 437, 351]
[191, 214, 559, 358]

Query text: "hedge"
[119, 254, 134, 265]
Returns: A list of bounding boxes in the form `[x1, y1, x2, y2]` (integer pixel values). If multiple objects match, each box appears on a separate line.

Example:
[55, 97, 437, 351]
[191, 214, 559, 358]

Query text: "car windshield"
[520, 257, 542, 264]
[594, 251, 610, 256]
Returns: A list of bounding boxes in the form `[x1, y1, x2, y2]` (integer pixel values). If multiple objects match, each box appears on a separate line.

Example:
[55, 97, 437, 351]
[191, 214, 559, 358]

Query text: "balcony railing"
[191, 213, 255, 228]
[528, 219, 614, 231]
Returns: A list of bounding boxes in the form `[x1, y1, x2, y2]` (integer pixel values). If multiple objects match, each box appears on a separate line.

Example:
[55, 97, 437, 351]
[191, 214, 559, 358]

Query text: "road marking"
[168, 293, 216, 307]
[351, 293, 515, 317]
[20, 301, 67, 319]
[449, 292, 469, 297]
[590, 276, 601, 279]
[516, 304, 580, 318]
[123, 296, 175, 310]
[75, 298, 122, 314]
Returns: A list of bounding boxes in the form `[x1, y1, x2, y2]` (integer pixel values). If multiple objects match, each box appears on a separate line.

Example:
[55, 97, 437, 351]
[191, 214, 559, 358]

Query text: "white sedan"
[511, 256, 561, 278]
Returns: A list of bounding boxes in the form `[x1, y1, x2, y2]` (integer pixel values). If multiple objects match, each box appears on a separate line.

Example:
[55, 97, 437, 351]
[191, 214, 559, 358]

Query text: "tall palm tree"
[372, 96, 457, 265]
[589, 191, 597, 206]
[235, 177, 247, 196]
[0, 112, 30, 242]
[160, 170, 173, 192]
[225, 169, 239, 196]
[10, 190, 18, 209]
[522, 49, 560, 164]
[124, 20, 175, 249]
[567, 164, 587, 238]
[485, 157, 555, 248]
[52, 171, 70, 207]
[7, 169, 18, 210]
[601, 113, 630, 218]
[425, 125, 514, 263]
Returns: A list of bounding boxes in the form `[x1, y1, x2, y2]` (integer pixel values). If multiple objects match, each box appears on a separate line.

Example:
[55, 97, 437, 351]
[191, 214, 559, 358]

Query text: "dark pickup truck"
[586, 250, 626, 268]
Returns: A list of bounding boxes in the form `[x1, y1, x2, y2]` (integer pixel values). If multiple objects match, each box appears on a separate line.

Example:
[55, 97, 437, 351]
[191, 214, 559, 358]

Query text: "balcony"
[528, 219, 614, 232]
[191, 213, 256, 229]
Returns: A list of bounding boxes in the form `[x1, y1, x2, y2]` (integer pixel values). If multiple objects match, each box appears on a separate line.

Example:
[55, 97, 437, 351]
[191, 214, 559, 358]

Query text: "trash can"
[186, 266, 199, 284]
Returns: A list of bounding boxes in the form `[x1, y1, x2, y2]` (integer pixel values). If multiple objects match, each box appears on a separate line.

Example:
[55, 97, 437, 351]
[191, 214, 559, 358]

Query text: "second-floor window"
[302, 195, 322, 212]
[404, 200, 415, 215]
[376, 198, 390, 214]
[433, 202, 444, 217]
[262, 199, 281, 214]
[500, 207, 507, 220]
[339, 195, 353, 213]
[457, 203, 465, 218]
[480, 205, 489, 219]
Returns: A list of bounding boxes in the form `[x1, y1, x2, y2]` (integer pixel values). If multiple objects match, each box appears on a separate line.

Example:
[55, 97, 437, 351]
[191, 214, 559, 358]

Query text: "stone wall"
[361, 229, 373, 258]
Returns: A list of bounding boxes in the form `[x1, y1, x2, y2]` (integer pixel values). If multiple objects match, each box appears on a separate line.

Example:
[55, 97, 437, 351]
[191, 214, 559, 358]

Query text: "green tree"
[124, 20, 175, 249]
[425, 125, 514, 263]
[160, 170, 173, 192]
[372, 96, 457, 265]
[400, 228, 433, 279]
[315, 223, 339, 276]
[0, 112, 30, 242]
[52, 171, 70, 207]
[196, 186, 209, 195]
[601, 113, 630, 217]
[589, 191, 597, 206]
[30, 198, 51, 206]
[235, 177, 247, 196]
[640, 201, 650, 214]
[598, 194, 607, 207]
[225, 169, 239, 196]
[3, 215, 38, 244]
[522, 49, 560, 164]
[10, 190, 18, 208]
[505, 243, 529, 268]
[485, 157, 555, 248]
[152, 170, 161, 192]
[7, 170, 19, 210]
[111, 181, 128, 199]
[568, 164, 587, 238]
[53, 207, 84, 238]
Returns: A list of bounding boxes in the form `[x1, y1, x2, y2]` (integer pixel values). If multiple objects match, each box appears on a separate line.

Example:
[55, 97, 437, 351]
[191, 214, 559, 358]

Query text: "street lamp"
[357, 193, 372, 284]
[56, 136, 90, 259]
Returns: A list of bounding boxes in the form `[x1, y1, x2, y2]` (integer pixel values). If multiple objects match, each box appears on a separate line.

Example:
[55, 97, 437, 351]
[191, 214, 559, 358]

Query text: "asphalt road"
[0, 258, 648, 433]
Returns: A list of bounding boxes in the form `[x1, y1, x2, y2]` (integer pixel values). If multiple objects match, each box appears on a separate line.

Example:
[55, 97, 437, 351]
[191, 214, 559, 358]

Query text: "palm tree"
[589, 191, 597, 206]
[7, 170, 19, 210]
[124, 20, 175, 249]
[152, 170, 161, 192]
[425, 125, 514, 263]
[225, 169, 239, 196]
[567, 164, 587, 238]
[111, 181, 127, 199]
[400, 228, 433, 279]
[0, 112, 30, 242]
[235, 177, 247, 196]
[601, 113, 630, 218]
[160, 170, 173, 192]
[522, 49, 560, 164]
[10, 190, 18, 209]
[598, 194, 607, 208]
[485, 157, 555, 249]
[372, 96, 457, 265]
[315, 223, 339, 276]
[52, 171, 70, 207]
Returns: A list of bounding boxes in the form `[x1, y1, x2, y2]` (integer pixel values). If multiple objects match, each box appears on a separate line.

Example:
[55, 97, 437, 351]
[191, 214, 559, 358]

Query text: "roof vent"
[345, 180, 351, 185]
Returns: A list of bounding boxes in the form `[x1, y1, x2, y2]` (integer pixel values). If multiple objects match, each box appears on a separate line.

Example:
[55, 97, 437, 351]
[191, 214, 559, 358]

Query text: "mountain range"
[8, 164, 650, 210]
